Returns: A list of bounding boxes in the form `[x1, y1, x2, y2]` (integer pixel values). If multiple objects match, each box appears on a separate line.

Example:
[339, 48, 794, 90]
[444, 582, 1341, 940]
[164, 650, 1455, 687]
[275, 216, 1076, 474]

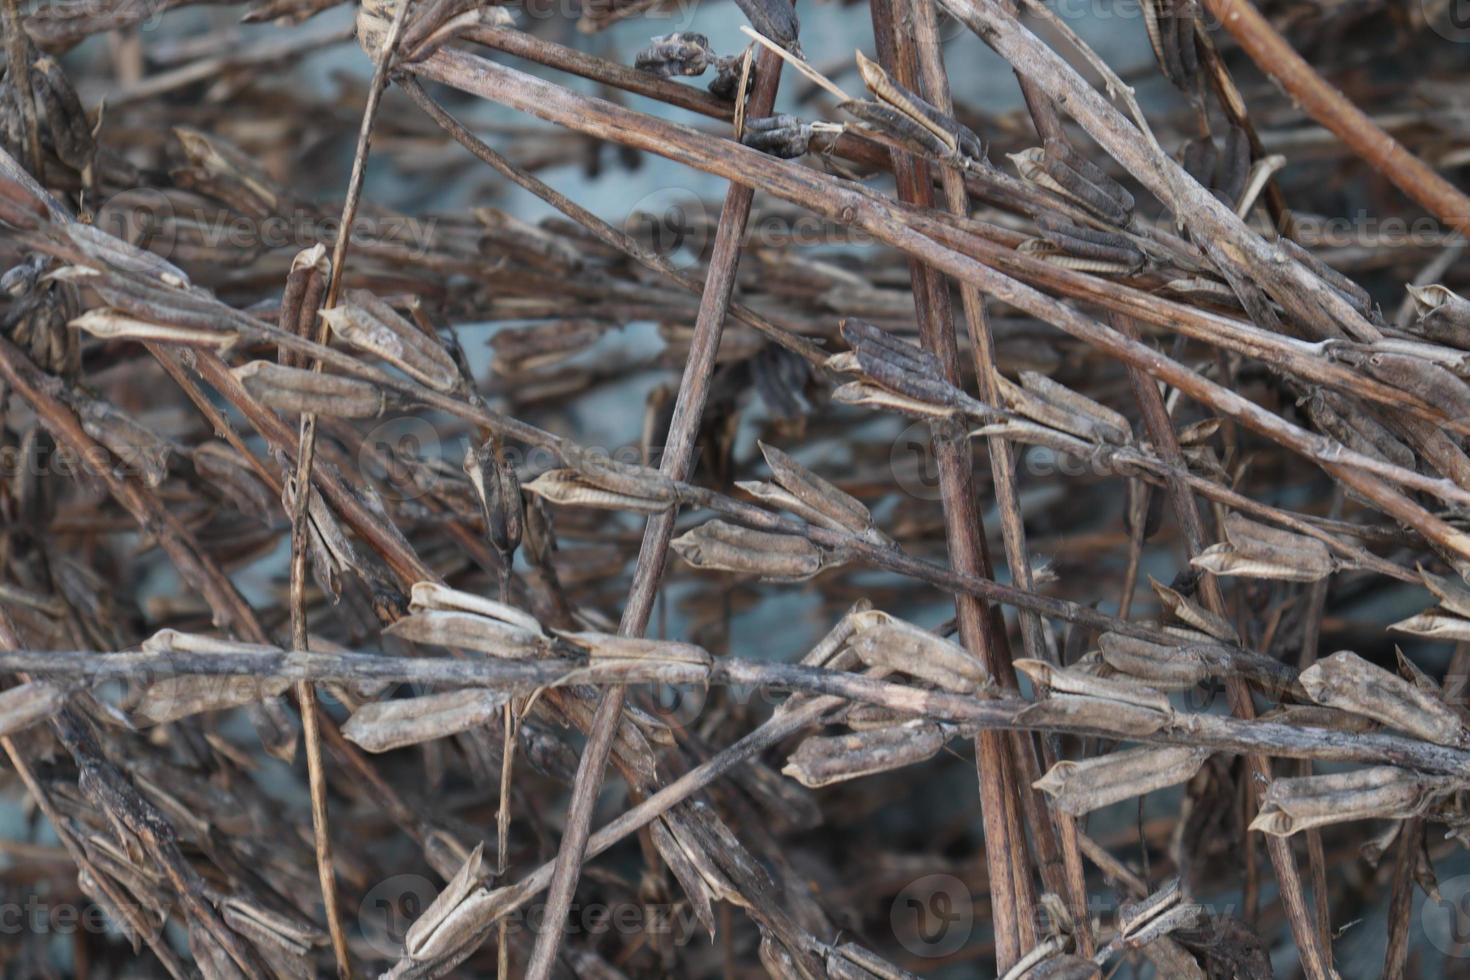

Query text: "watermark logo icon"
[360, 874, 438, 959]
[890, 421, 944, 501]
[1424, 873, 1470, 957]
[1424, 0, 1470, 41]
[624, 187, 708, 270]
[94, 187, 177, 260]
[891, 873, 973, 958]
[358, 416, 443, 503]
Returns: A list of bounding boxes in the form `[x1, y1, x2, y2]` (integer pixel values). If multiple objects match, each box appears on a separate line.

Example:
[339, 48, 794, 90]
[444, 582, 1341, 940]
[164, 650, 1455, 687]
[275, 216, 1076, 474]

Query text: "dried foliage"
[3, 0, 1470, 977]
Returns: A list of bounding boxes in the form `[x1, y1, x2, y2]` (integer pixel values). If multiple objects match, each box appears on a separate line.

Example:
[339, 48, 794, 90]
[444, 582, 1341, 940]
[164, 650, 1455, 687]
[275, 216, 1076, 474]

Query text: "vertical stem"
[286, 4, 418, 976]
[1112, 311, 1330, 979]
[868, 0, 1032, 967]
[523, 40, 788, 980]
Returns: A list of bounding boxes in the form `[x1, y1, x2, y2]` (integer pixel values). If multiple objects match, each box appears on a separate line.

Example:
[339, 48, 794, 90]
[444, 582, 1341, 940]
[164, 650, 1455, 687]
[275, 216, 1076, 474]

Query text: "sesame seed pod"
[524, 468, 672, 513]
[783, 720, 950, 788]
[1033, 745, 1211, 815]
[846, 614, 989, 693]
[342, 689, 510, 752]
[31, 57, 94, 176]
[1097, 633, 1211, 686]
[1149, 578, 1239, 643]
[232, 361, 385, 418]
[385, 609, 550, 659]
[408, 581, 545, 635]
[1013, 694, 1171, 738]
[1249, 767, 1450, 837]
[1406, 284, 1470, 349]
[322, 290, 460, 393]
[1389, 609, 1470, 642]
[671, 520, 827, 581]
[70, 308, 238, 349]
[1299, 650, 1467, 747]
[839, 99, 956, 160]
[1018, 370, 1132, 444]
[1015, 659, 1172, 713]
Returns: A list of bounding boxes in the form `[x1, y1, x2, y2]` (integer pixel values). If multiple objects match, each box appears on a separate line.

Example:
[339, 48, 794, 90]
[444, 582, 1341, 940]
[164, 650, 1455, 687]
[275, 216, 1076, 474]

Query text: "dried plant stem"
[286, 5, 416, 975]
[1112, 313, 1330, 978]
[913, 0, 1094, 941]
[2, 0, 42, 177]
[401, 48, 1470, 541]
[395, 77, 827, 365]
[1200, 0, 1470, 239]
[10, 650, 1470, 773]
[870, 0, 1029, 964]
[524, 42, 789, 980]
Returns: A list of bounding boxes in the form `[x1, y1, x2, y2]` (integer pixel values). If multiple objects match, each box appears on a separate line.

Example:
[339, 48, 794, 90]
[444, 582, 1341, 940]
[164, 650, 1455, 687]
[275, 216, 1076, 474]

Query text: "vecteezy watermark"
[890, 421, 944, 501]
[891, 874, 974, 958]
[357, 878, 707, 959]
[1423, 0, 1470, 42]
[625, 187, 710, 271]
[0, 897, 119, 935]
[1423, 873, 1470, 957]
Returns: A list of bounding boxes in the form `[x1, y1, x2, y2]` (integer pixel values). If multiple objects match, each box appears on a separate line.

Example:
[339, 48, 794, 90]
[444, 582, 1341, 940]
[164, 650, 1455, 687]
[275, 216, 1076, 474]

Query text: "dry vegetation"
[3, 0, 1470, 976]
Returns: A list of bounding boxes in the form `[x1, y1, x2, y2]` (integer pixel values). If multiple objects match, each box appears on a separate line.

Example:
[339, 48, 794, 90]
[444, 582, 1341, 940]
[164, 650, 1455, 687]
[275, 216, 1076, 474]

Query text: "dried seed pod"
[837, 318, 991, 418]
[751, 440, 888, 543]
[489, 319, 609, 374]
[174, 126, 289, 219]
[1190, 514, 1336, 582]
[31, 57, 94, 176]
[733, 0, 801, 53]
[1117, 879, 1206, 948]
[783, 720, 950, 787]
[408, 581, 545, 635]
[1351, 349, 1470, 421]
[1249, 767, 1451, 837]
[649, 817, 718, 939]
[1014, 693, 1170, 738]
[230, 362, 385, 420]
[1299, 650, 1467, 747]
[1211, 125, 1251, 208]
[854, 50, 984, 162]
[1302, 389, 1416, 475]
[1016, 659, 1172, 713]
[193, 443, 273, 522]
[672, 520, 828, 581]
[0, 680, 66, 738]
[463, 440, 522, 564]
[1032, 214, 1145, 271]
[1389, 609, 1470, 642]
[1006, 370, 1131, 444]
[1035, 745, 1211, 815]
[1098, 632, 1210, 686]
[847, 612, 988, 693]
[1149, 578, 1238, 643]
[132, 673, 292, 726]
[1419, 567, 1470, 618]
[829, 944, 919, 980]
[220, 897, 326, 958]
[403, 844, 490, 959]
[561, 631, 712, 667]
[78, 400, 173, 488]
[342, 689, 510, 752]
[1011, 146, 1129, 226]
[1142, 0, 1195, 90]
[525, 468, 671, 513]
[385, 609, 550, 659]
[70, 308, 238, 349]
[708, 53, 749, 101]
[741, 114, 812, 158]
[62, 222, 190, 287]
[840, 99, 955, 160]
[657, 808, 743, 908]
[280, 480, 361, 602]
[321, 290, 460, 393]
[1406, 284, 1470, 349]
[634, 32, 715, 78]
